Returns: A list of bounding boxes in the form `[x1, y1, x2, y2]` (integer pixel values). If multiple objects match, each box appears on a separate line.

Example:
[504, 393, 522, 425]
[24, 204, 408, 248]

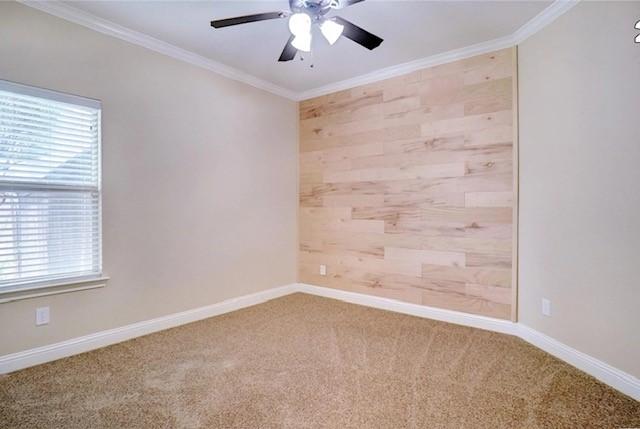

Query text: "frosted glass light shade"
[320, 19, 344, 45]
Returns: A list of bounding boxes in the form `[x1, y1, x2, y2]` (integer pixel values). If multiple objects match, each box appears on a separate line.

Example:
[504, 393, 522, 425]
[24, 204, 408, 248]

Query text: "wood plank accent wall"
[298, 48, 518, 320]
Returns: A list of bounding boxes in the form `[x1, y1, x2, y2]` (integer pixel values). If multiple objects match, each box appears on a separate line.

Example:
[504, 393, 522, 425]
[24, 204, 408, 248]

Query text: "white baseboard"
[516, 325, 640, 401]
[0, 284, 296, 374]
[1, 282, 637, 401]
[295, 283, 518, 335]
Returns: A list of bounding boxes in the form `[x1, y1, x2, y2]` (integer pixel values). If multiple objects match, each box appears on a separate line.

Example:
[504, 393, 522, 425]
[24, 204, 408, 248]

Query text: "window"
[0, 80, 101, 292]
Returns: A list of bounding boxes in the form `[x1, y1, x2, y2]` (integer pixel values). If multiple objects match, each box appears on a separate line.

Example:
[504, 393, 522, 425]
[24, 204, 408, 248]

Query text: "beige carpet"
[1, 293, 638, 428]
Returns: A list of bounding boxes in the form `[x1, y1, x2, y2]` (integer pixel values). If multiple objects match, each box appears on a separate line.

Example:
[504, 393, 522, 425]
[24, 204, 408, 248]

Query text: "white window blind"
[0, 80, 101, 291]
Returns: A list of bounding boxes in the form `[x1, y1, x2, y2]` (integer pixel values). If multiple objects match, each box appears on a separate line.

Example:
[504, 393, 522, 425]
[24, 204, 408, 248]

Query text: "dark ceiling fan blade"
[331, 0, 366, 9]
[278, 35, 297, 62]
[211, 12, 287, 28]
[333, 17, 383, 50]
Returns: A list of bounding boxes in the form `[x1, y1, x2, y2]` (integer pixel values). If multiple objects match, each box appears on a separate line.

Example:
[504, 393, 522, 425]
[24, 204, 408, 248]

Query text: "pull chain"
[300, 50, 315, 69]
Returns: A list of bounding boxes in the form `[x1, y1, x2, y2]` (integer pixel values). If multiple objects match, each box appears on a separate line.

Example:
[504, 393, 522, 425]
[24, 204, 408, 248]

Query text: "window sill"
[0, 275, 110, 304]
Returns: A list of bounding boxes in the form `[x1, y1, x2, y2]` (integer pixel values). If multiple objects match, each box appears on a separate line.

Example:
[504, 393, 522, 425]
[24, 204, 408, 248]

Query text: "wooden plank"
[466, 252, 512, 269]
[465, 191, 513, 207]
[385, 246, 466, 268]
[323, 163, 465, 184]
[352, 206, 512, 224]
[420, 288, 511, 319]
[323, 194, 385, 208]
[422, 264, 511, 288]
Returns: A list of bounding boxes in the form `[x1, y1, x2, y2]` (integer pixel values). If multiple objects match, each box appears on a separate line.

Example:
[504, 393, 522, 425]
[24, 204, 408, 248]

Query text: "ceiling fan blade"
[278, 35, 297, 62]
[333, 17, 383, 50]
[211, 12, 287, 28]
[331, 0, 366, 9]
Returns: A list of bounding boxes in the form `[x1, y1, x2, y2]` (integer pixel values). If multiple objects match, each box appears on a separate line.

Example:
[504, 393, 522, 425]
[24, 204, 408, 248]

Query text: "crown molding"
[295, 33, 516, 100]
[18, 0, 579, 102]
[296, 0, 579, 100]
[18, 0, 298, 100]
[511, 0, 579, 44]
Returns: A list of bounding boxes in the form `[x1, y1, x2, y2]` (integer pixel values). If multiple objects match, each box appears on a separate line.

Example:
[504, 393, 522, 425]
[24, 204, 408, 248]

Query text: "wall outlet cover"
[541, 298, 551, 317]
[319, 265, 327, 276]
[36, 307, 50, 326]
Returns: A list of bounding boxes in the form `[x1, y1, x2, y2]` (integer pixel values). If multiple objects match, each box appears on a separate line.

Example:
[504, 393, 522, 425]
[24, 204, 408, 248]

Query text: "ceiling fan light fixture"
[288, 13, 311, 36]
[210, 0, 384, 62]
[320, 19, 344, 45]
[291, 33, 312, 52]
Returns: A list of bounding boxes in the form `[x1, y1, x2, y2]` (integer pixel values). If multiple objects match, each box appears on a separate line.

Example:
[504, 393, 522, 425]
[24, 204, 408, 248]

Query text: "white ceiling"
[54, 1, 555, 97]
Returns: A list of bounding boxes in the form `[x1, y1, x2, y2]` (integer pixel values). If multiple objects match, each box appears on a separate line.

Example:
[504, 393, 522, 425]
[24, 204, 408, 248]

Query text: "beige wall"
[518, 1, 640, 377]
[298, 49, 517, 320]
[0, 2, 298, 356]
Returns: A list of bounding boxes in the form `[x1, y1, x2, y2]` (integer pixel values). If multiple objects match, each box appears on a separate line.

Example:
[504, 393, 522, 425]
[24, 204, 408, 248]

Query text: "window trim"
[0, 79, 106, 300]
[0, 80, 101, 110]
[0, 274, 110, 304]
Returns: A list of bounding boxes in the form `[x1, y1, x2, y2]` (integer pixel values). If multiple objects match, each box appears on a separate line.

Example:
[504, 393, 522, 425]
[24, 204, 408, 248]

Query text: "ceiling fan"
[210, 0, 383, 62]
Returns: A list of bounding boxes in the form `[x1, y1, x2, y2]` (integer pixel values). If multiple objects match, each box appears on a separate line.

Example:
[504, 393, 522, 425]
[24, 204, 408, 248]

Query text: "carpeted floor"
[1, 293, 638, 428]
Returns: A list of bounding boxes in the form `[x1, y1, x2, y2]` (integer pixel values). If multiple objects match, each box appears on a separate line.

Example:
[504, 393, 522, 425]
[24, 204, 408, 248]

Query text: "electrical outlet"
[541, 298, 551, 317]
[36, 307, 50, 326]
[319, 264, 327, 276]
